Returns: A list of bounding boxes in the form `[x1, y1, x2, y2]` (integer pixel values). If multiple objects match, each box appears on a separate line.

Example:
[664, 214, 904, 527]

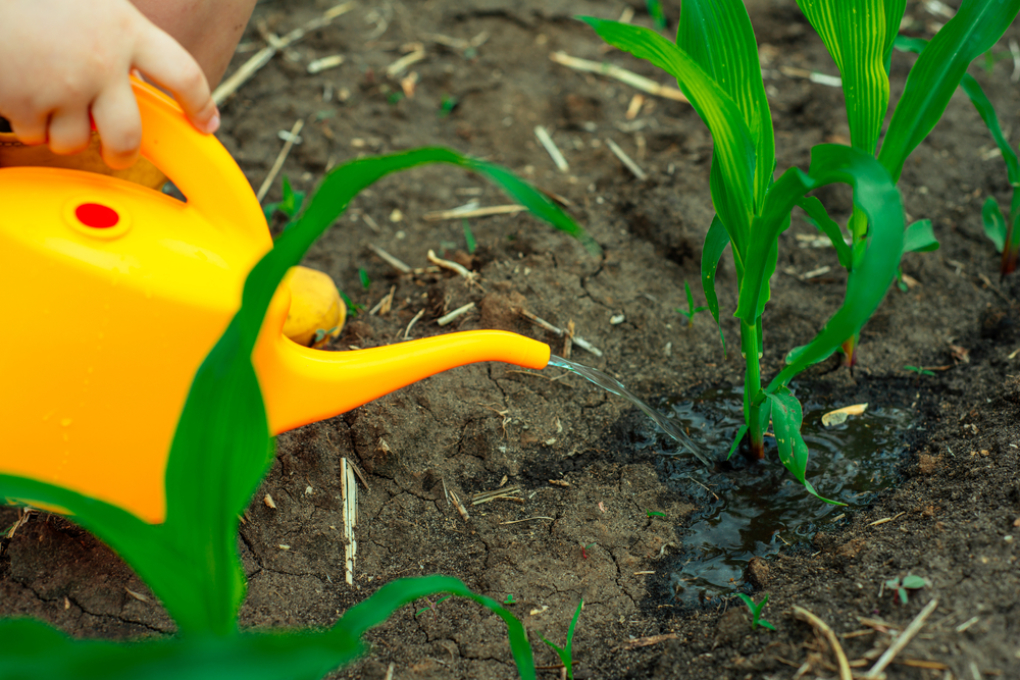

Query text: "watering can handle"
[130, 78, 267, 242]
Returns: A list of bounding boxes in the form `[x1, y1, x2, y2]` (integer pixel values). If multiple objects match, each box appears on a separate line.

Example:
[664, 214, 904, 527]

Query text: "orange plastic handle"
[129, 79, 268, 247]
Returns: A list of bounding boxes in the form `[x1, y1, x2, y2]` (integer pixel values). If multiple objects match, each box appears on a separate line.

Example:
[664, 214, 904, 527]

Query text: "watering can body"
[0, 82, 549, 524]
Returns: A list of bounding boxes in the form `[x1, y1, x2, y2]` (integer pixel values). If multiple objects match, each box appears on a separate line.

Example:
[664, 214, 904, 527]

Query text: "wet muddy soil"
[3, 1, 1020, 678]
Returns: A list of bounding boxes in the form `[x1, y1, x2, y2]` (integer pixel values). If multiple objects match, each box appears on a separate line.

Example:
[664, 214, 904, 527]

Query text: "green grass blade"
[676, 0, 774, 210]
[700, 215, 730, 352]
[903, 219, 939, 252]
[759, 145, 903, 381]
[796, 0, 894, 155]
[798, 196, 852, 268]
[580, 17, 756, 252]
[878, 0, 1020, 181]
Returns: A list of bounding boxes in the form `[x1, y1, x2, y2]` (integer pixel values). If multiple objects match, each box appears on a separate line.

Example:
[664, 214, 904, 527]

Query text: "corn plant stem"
[741, 319, 765, 459]
[1002, 187, 1020, 278]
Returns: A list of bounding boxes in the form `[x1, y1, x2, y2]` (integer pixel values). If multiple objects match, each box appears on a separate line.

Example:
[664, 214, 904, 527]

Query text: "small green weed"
[676, 281, 709, 328]
[646, 0, 667, 29]
[885, 574, 929, 604]
[262, 176, 306, 223]
[736, 593, 776, 631]
[903, 365, 935, 378]
[415, 595, 451, 617]
[541, 600, 583, 680]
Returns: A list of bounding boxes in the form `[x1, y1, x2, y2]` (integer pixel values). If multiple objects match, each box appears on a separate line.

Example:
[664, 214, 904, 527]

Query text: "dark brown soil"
[3, 1, 1020, 678]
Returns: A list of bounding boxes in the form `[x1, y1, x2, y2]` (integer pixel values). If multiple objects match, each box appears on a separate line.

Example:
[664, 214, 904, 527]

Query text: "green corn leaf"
[879, 0, 1020, 181]
[700, 215, 730, 352]
[883, 0, 909, 71]
[798, 196, 852, 268]
[677, 0, 775, 210]
[0, 147, 595, 636]
[745, 145, 903, 382]
[897, 35, 1020, 186]
[580, 17, 756, 254]
[903, 219, 939, 252]
[983, 197, 1008, 252]
[726, 424, 749, 460]
[0, 576, 536, 680]
[796, 0, 898, 155]
[960, 75, 1020, 185]
[768, 392, 845, 505]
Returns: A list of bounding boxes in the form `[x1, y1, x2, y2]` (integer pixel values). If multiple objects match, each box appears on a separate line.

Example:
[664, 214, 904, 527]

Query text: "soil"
[3, 1, 1020, 678]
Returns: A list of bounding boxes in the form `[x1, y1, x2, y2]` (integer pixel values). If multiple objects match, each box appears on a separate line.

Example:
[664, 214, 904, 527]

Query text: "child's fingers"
[91, 80, 142, 170]
[47, 108, 93, 156]
[132, 26, 220, 135]
[7, 114, 48, 147]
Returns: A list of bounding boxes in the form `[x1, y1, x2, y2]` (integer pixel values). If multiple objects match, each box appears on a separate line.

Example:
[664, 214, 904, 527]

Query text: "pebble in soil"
[640, 386, 914, 607]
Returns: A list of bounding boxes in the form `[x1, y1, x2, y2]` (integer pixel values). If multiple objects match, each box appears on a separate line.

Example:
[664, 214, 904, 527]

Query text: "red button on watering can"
[0, 80, 549, 524]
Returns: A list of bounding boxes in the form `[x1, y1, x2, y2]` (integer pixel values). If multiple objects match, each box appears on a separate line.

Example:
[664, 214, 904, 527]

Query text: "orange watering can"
[0, 80, 550, 525]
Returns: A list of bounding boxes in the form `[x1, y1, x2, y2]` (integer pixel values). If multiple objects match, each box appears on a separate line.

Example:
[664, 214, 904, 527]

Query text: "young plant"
[903, 364, 935, 378]
[736, 593, 776, 631]
[676, 280, 709, 327]
[885, 574, 929, 604]
[582, 0, 1020, 503]
[263, 175, 306, 223]
[0, 146, 596, 677]
[896, 35, 1020, 279]
[541, 599, 584, 680]
[793, 0, 1020, 364]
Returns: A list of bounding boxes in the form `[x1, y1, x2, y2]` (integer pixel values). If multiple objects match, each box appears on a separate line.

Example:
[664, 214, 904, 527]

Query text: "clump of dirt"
[3, 1, 1020, 678]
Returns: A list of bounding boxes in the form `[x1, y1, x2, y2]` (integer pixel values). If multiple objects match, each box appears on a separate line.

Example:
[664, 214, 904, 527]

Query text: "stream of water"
[547, 354, 710, 466]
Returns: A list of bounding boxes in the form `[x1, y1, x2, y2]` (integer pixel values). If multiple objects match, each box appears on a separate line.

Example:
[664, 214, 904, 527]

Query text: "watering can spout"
[254, 288, 551, 435]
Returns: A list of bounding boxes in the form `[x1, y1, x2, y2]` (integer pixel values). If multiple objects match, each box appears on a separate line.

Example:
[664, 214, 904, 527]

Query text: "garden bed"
[2, 0, 1019, 678]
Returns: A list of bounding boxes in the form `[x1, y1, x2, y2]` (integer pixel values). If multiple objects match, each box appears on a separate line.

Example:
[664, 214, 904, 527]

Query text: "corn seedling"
[736, 593, 776, 631]
[885, 574, 930, 604]
[540, 599, 584, 680]
[0, 146, 596, 678]
[793, 1, 1019, 365]
[895, 36, 1020, 279]
[582, 0, 1020, 503]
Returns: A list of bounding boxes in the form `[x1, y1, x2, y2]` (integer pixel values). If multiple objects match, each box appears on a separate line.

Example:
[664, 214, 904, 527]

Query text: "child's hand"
[0, 0, 220, 169]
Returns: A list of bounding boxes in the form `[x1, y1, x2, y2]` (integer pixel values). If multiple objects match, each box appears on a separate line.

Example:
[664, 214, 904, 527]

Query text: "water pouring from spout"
[547, 355, 711, 466]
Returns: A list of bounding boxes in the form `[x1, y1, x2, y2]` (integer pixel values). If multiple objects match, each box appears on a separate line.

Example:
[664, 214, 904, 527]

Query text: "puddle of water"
[639, 387, 913, 604]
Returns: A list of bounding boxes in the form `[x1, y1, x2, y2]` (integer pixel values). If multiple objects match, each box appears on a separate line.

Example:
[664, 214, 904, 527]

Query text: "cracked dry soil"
[3, 1, 1020, 678]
